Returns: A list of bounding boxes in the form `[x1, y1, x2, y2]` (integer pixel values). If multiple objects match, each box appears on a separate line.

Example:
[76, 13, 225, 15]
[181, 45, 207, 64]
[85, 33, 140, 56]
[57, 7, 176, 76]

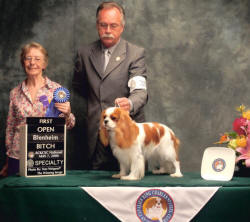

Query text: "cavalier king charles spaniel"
[99, 107, 183, 180]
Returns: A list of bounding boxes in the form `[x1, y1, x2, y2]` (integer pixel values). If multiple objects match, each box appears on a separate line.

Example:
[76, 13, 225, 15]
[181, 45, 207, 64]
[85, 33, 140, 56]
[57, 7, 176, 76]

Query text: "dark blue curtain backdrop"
[1, 0, 250, 172]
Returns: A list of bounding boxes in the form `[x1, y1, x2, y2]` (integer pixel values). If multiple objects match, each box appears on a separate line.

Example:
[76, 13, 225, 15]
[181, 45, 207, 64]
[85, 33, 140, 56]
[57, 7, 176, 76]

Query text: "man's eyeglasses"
[98, 22, 120, 30]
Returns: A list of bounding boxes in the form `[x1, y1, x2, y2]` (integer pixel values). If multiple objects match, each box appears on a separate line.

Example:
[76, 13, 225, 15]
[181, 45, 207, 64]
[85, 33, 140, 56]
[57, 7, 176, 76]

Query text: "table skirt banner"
[82, 186, 219, 222]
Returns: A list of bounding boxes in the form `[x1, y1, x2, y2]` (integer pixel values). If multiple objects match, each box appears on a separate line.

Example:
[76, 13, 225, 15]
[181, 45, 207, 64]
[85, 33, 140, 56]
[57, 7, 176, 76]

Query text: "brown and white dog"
[99, 107, 183, 180]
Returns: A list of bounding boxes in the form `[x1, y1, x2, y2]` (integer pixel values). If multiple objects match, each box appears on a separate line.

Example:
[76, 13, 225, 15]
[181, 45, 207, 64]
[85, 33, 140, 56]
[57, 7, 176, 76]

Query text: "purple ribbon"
[39, 95, 49, 108]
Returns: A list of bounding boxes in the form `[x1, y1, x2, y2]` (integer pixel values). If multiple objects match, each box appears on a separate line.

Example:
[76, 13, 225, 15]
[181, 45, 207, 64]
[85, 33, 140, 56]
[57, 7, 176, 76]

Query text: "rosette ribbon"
[45, 87, 70, 117]
[39, 95, 50, 108]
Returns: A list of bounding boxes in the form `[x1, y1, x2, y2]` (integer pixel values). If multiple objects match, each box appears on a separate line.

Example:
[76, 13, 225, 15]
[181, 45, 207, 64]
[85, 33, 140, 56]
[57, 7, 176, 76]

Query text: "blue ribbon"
[45, 87, 70, 117]
[53, 87, 70, 103]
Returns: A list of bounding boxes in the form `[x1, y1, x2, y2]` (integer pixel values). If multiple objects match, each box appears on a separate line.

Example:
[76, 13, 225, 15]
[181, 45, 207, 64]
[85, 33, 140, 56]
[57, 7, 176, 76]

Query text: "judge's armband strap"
[128, 76, 147, 93]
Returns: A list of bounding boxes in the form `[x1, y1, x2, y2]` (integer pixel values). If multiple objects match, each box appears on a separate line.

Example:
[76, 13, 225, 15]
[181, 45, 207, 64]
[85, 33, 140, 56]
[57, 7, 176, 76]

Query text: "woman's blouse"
[6, 76, 75, 159]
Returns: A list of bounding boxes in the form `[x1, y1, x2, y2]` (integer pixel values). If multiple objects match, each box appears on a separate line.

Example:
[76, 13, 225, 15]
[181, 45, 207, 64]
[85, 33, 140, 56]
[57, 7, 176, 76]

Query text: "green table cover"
[0, 171, 249, 221]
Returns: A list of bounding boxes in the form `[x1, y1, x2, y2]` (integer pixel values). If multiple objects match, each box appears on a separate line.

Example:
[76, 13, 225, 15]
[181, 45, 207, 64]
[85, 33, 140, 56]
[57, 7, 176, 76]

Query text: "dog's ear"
[99, 125, 109, 147]
[99, 110, 109, 147]
[115, 108, 139, 148]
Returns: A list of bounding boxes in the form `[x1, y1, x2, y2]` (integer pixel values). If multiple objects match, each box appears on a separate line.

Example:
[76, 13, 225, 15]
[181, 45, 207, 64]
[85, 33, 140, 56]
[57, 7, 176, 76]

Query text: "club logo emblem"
[212, 158, 226, 172]
[136, 189, 174, 222]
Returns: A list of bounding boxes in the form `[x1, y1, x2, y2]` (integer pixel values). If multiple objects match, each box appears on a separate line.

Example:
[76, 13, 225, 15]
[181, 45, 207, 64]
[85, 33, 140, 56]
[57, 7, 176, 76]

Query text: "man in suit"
[73, 1, 148, 170]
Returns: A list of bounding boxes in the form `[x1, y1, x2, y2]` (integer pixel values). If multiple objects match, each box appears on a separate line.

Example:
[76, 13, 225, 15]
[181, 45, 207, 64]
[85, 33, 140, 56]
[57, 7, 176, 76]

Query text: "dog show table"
[0, 170, 250, 222]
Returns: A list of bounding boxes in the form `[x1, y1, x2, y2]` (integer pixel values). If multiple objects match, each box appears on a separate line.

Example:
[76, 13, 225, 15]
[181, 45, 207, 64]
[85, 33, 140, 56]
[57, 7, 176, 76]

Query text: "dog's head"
[99, 107, 139, 148]
[101, 107, 124, 130]
[146, 197, 167, 210]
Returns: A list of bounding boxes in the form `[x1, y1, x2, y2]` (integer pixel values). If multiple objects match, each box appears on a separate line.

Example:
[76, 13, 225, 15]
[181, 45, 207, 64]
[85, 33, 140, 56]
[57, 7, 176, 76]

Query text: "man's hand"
[115, 97, 131, 112]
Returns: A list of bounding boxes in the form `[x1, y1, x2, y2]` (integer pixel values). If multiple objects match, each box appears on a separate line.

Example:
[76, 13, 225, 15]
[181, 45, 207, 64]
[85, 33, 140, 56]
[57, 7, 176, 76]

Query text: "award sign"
[20, 117, 66, 177]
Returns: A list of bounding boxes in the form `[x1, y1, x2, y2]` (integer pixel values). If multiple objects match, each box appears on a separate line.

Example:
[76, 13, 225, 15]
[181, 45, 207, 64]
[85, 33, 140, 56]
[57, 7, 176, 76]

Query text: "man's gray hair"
[96, 1, 125, 26]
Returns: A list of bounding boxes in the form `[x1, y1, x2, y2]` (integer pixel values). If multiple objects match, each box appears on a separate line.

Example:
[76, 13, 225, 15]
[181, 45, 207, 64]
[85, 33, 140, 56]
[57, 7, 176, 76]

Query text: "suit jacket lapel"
[89, 41, 103, 79]
[103, 39, 126, 79]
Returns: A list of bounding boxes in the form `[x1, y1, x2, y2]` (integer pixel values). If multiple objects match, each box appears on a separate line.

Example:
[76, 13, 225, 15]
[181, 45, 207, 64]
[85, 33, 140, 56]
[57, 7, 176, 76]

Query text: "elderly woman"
[0, 42, 75, 177]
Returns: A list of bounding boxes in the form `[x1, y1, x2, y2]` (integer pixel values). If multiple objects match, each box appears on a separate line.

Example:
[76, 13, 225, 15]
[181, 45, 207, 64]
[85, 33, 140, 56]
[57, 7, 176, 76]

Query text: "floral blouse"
[5, 76, 75, 159]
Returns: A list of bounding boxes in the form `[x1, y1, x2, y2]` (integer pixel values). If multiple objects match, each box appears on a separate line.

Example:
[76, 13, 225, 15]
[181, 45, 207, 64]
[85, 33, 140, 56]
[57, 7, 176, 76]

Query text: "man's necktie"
[103, 49, 110, 72]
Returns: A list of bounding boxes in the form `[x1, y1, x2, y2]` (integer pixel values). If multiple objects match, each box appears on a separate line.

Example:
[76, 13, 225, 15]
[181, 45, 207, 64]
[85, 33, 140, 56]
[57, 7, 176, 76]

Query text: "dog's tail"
[170, 131, 180, 161]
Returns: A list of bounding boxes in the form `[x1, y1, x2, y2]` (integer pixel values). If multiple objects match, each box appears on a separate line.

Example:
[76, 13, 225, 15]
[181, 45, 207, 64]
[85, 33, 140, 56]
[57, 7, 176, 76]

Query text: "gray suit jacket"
[73, 38, 148, 159]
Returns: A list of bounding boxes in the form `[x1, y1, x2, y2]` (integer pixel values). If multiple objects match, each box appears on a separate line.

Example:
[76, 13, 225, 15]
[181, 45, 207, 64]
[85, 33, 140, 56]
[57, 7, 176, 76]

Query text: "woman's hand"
[54, 101, 71, 118]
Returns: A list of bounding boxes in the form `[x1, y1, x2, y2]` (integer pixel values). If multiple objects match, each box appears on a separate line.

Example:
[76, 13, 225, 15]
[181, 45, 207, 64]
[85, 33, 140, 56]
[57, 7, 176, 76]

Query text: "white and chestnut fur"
[100, 107, 183, 180]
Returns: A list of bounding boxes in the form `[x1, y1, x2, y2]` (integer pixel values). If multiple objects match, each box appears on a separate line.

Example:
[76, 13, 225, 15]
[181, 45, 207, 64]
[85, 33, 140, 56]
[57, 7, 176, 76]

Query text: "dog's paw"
[170, 172, 183, 177]
[121, 175, 141, 180]
[112, 174, 122, 178]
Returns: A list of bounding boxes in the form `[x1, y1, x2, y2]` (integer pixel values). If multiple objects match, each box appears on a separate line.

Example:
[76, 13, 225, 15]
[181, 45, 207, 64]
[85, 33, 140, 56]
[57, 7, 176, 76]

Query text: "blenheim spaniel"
[100, 107, 183, 180]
